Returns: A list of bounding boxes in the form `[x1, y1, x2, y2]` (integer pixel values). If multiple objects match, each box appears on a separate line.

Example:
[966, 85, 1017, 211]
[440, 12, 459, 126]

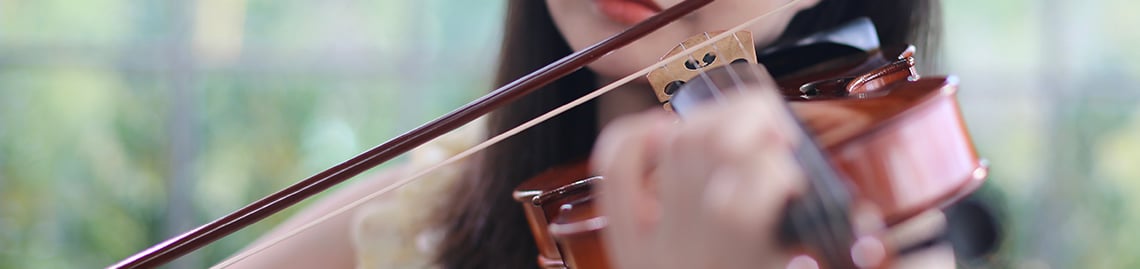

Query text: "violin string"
[212, 0, 807, 267]
[720, 32, 845, 256]
[678, 42, 725, 103]
[705, 35, 832, 252]
[676, 31, 840, 259]
[763, 63, 847, 262]
[717, 33, 825, 252]
[661, 39, 721, 256]
[709, 32, 747, 89]
[795, 89, 853, 259]
[675, 36, 724, 255]
[662, 34, 725, 106]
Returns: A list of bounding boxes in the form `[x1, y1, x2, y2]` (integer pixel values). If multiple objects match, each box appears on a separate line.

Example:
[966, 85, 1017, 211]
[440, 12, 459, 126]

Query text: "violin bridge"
[647, 31, 758, 111]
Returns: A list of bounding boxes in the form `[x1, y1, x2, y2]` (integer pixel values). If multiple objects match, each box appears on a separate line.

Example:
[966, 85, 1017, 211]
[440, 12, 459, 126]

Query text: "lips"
[595, 0, 663, 25]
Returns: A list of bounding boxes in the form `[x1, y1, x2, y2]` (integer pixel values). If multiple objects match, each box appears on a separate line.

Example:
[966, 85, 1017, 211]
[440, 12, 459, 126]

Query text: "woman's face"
[546, 0, 820, 81]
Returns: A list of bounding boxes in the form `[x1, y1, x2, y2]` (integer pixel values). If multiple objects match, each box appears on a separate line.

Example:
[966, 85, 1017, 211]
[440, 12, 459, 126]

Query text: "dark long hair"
[433, 1, 941, 268]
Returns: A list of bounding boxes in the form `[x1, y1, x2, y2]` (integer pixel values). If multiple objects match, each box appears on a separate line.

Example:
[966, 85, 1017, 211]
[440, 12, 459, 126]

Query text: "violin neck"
[667, 61, 859, 268]
[780, 134, 858, 267]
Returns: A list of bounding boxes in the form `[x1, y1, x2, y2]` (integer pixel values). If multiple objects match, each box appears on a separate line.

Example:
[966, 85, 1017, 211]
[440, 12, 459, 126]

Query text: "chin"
[551, 0, 806, 82]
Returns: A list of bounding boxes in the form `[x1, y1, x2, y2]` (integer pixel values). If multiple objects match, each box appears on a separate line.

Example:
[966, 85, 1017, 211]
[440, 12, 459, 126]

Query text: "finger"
[653, 95, 788, 215]
[652, 91, 802, 256]
[696, 150, 804, 267]
[680, 92, 803, 226]
[708, 139, 805, 238]
[748, 143, 806, 227]
[684, 91, 799, 160]
[591, 110, 673, 269]
[593, 111, 669, 227]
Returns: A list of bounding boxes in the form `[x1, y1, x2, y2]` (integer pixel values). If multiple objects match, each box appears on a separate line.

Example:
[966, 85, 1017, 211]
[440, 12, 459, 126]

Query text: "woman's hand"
[592, 91, 808, 269]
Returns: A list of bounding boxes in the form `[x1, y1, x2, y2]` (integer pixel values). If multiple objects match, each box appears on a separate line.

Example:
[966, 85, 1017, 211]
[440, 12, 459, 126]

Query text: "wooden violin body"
[513, 20, 987, 269]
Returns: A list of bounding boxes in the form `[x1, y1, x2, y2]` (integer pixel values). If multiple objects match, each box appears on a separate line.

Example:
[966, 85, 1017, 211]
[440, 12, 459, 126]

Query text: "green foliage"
[1, 0, 1138, 268]
[0, 0, 502, 268]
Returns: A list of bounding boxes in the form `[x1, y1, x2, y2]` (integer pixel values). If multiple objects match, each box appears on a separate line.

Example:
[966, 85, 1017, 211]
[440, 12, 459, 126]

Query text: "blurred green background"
[0, 0, 1137, 268]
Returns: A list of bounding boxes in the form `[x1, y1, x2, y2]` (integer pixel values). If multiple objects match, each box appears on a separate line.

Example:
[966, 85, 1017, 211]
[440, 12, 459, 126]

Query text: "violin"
[512, 18, 989, 268]
[110, 0, 995, 267]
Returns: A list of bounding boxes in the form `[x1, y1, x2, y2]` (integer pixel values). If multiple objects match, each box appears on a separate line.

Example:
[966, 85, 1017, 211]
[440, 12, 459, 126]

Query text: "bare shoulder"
[288, 164, 413, 227]
[222, 164, 411, 269]
[224, 119, 483, 268]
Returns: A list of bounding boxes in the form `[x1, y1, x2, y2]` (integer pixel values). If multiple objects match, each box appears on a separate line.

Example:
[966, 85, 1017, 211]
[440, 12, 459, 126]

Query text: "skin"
[546, 0, 820, 85]
[547, 0, 821, 267]
[223, 167, 407, 268]
[557, 1, 958, 268]
[550, 0, 820, 127]
[228, 1, 953, 268]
